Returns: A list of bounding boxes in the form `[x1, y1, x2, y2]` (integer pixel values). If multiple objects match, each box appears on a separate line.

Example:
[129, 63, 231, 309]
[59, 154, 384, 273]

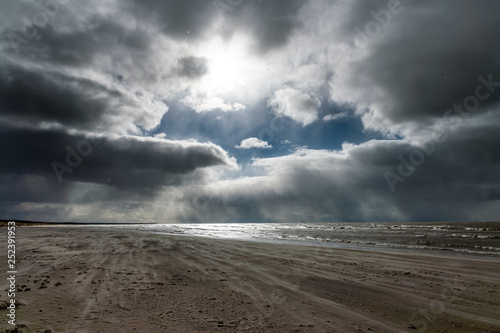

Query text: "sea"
[90, 221, 500, 259]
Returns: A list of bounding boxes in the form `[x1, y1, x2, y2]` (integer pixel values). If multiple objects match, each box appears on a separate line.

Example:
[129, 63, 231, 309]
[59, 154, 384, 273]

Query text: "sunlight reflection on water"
[89, 222, 500, 259]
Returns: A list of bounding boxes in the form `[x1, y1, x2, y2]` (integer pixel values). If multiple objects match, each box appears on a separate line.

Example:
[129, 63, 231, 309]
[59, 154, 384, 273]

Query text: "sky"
[1, 0, 500, 223]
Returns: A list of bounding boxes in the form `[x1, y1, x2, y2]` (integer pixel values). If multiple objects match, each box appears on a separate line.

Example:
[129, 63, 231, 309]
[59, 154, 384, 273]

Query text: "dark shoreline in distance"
[0, 219, 157, 226]
[1, 220, 499, 230]
[1, 219, 499, 227]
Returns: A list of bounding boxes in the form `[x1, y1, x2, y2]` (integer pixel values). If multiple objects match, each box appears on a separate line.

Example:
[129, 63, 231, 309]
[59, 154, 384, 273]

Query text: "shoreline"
[18, 221, 499, 261]
[1, 226, 499, 332]
[2, 220, 499, 260]
[146, 230, 500, 262]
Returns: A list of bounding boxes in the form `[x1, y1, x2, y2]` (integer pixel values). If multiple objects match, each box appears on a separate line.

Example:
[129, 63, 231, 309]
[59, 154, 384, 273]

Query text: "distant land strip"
[0, 219, 157, 226]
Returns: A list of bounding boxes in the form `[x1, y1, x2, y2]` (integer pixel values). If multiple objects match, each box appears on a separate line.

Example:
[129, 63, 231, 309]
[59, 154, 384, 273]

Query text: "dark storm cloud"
[176, 56, 208, 78]
[333, 0, 500, 130]
[0, 174, 79, 204]
[0, 126, 234, 190]
[0, 64, 118, 128]
[0, 58, 168, 134]
[126, 0, 305, 54]
[1, 18, 153, 67]
[226, 0, 305, 54]
[126, 0, 215, 38]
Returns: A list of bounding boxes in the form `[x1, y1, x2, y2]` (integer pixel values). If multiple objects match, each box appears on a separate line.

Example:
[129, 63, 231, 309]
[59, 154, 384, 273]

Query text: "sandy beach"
[1, 226, 499, 333]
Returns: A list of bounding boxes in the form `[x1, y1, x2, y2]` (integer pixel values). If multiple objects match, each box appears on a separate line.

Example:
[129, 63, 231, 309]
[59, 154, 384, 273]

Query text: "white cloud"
[236, 137, 273, 149]
[323, 112, 348, 122]
[268, 87, 321, 126]
[181, 94, 246, 113]
[287, 63, 327, 92]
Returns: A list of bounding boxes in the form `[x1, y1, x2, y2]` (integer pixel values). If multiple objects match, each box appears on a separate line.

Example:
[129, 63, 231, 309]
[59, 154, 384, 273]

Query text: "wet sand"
[1, 226, 499, 332]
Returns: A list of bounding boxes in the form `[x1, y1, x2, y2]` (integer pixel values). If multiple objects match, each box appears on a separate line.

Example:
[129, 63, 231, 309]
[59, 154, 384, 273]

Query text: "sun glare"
[200, 37, 259, 96]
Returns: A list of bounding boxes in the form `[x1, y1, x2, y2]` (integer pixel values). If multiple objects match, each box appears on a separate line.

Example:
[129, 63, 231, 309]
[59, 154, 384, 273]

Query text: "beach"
[1, 226, 499, 333]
